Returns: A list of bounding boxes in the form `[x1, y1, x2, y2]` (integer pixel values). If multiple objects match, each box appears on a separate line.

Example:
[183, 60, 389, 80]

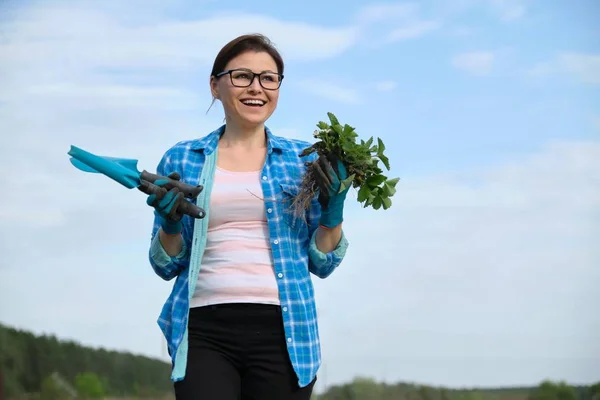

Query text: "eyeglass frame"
[214, 68, 284, 90]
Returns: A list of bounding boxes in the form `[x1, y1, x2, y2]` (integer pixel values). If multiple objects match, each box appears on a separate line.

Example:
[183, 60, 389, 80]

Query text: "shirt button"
[262, 176, 267, 180]
[267, 208, 272, 213]
[273, 239, 279, 244]
[278, 273, 283, 278]
[287, 337, 292, 343]
[283, 307, 288, 312]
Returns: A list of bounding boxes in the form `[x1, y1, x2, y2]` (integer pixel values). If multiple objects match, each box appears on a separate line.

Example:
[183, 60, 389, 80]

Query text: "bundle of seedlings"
[293, 112, 399, 216]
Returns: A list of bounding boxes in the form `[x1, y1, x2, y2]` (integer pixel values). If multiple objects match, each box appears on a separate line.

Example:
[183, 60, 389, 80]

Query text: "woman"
[146, 33, 350, 399]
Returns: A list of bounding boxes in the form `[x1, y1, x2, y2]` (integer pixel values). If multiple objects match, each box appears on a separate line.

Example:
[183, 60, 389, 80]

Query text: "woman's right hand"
[147, 172, 185, 235]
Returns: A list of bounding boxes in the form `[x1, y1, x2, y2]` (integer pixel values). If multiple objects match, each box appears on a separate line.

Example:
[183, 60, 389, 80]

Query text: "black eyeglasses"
[215, 68, 284, 90]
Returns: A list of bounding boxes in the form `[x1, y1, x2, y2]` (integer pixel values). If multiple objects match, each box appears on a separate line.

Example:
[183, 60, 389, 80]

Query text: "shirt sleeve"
[148, 150, 190, 281]
[305, 194, 349, 279]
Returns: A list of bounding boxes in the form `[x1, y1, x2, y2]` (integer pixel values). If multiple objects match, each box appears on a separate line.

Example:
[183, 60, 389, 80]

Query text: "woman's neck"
[219, 119, 267, 149]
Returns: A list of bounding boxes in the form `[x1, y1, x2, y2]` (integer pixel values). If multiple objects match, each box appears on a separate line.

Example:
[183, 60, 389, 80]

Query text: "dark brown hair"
[210, 33, 285, 77]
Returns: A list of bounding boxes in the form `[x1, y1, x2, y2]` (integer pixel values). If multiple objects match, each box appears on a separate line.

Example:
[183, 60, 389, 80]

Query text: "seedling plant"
[293, 112, 399, 216]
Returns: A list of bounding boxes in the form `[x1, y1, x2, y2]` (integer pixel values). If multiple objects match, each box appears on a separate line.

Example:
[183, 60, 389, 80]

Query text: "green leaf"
[377, 137, 385, 153]
[366, 174, 386, 188]
[299, 112, 400, 213]
[379, 153, 390, 170]
[370, 158, 380, 169]
[386, 177, 400, 187]
[339, 174, 354, 193]
[357, 185, 370, 202]
[332, 124, 343, 135]
[381, 197, 392, 209]
[343, 124, 355, 135]
[372, 195, 382, 210]
[382, 181, 396, 197]
[327, 112, 339, 125]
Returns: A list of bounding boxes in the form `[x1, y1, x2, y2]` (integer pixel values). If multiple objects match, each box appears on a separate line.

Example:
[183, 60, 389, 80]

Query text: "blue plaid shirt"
[148, 125, 349, 387]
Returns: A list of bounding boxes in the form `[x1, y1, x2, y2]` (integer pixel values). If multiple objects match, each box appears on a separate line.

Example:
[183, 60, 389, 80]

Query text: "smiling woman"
[144, 33, 352, 399]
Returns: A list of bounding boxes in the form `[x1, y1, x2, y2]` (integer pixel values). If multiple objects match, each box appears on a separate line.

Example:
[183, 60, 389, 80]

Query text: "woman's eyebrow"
[234, 67, 278, 74]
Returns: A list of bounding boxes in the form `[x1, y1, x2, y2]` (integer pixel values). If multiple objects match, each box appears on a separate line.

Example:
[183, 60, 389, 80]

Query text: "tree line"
[1, 322, 597, 400]
[0, 323, 173, 399]
[313, 377, 600, 400]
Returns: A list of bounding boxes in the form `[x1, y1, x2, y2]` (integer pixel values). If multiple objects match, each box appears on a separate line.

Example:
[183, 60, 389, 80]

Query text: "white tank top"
[189, 166, 280, 307]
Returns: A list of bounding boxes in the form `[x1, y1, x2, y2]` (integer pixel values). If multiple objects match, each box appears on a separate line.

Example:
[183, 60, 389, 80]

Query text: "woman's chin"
[236, 114, 270, 128]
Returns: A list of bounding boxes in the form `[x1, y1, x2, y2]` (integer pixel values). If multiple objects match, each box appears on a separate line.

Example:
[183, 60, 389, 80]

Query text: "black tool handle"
[140, 170, 203, 200]
[138, 180, 206, 219]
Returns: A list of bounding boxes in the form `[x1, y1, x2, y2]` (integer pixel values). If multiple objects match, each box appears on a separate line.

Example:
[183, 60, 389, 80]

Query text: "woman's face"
[211, 51, 281, 130]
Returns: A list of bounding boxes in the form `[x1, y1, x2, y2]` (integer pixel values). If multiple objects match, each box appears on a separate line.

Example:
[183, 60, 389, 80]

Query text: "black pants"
[173, 303, 316, 399]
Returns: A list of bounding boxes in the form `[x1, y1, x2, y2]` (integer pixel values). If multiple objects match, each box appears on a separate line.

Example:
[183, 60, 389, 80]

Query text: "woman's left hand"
[314, 155, 349, 228]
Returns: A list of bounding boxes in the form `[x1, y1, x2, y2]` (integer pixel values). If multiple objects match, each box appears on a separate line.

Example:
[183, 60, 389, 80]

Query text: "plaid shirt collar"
[189, 124, 287, 155]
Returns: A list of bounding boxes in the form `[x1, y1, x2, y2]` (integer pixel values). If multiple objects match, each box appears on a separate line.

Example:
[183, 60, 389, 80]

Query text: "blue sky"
[0, 0, 599, 393]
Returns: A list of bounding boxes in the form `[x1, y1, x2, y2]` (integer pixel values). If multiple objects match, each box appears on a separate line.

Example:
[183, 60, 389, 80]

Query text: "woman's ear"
[210, 76, 220, 100]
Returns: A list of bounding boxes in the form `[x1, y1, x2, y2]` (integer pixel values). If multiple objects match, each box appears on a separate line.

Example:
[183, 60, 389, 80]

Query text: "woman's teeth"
[242, 99, 265, 106]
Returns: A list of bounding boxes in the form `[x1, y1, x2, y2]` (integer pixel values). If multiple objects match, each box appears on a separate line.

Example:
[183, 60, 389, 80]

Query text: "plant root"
[290, 160, 321, 219]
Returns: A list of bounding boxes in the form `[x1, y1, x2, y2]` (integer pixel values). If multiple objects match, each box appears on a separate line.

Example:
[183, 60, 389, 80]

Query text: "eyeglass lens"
[231, 70, 281, 89]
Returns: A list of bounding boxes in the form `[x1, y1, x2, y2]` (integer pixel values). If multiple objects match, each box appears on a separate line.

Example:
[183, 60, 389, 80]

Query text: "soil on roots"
[290, 159, 322, 219]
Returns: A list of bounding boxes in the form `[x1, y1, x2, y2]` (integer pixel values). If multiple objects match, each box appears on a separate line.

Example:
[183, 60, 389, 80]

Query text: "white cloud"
[357, 2, 440, 43]
[387, 20, 441, 42]
[434, 0, 529, 22]
[295, 79, 362, 104]
[356, 2, 419, 24]
[0, 1, 363, 173]
[314, 139, 600, 388]
[0, 0, 598, 392]
[525, 61, 557, 79]
[525, 52, 600, 85]
[272, 128, 299, 139]
[375, 80, 398, 92]
[5, 83, 200, 110]
[449, 26, 474, 37]
[488, 0, 527, 21]
[0, 1, 360, 364]
[451, 51, 495, 76]
[559, 53, 600, 84]
[269, 127, 316, 142]
[4, 97, 598, 388]
[0, 6, 359, 75]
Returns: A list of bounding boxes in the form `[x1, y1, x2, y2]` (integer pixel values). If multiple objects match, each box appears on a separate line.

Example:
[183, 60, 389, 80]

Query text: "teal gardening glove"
[146, 172, 186, 234]
[314, 155, 349, 229]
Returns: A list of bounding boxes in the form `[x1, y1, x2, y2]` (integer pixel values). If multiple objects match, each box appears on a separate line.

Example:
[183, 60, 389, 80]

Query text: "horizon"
[1, 0, 598, 393]
[2, 320, 597, 391]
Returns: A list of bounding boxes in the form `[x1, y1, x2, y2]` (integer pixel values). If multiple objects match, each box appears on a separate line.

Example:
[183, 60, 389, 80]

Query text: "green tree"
[0, 322, 173, 398]
[418, 385, 435, 400]
[528, 380, 577, 400]
[75, 372, 105, 398]
[589, 382, 600, 400]
[39, 375, 65, 400]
